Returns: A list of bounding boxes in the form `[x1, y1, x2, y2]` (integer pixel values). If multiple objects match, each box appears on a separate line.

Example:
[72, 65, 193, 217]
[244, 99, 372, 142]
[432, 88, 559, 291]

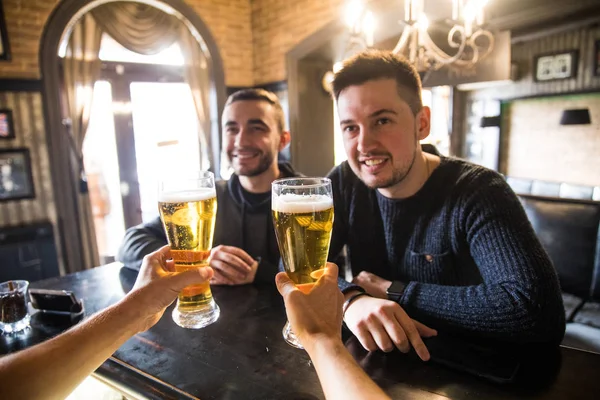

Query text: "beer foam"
[158, 188, 216, 203]
[272, 194, 333, 213]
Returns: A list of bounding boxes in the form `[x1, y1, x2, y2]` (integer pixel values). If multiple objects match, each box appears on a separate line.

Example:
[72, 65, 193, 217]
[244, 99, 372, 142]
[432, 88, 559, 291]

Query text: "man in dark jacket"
[118, 89, 301, 285]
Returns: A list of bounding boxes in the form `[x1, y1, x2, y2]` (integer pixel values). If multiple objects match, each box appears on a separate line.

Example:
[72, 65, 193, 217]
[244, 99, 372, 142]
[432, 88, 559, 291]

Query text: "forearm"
[0, 300, 142, 399]
[401, 280, 564, 343]
[305, 336, 390, 400]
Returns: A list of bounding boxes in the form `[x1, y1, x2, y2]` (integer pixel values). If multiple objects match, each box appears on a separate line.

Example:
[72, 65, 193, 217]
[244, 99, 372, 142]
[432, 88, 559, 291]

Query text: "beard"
[355, 125, 419, 190]
[228, 147, 275, 177]
[359, 149, 417, 189]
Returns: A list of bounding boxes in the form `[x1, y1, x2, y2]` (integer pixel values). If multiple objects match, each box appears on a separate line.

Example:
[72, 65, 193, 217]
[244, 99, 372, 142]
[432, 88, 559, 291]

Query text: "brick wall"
[251, 0, 344, 85]
[0, 0, 60, 79]
[185, 0, 253, 87]
[0, 0, 254, 86]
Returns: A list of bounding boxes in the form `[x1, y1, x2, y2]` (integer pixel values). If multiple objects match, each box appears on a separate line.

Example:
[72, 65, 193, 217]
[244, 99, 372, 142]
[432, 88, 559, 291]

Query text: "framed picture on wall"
[594, 40, 600, 77]
[0, 148, 35, 201]
[0, 1, 10, 61]
[534, 51, 578, 81]
[0, 109, 15, 139]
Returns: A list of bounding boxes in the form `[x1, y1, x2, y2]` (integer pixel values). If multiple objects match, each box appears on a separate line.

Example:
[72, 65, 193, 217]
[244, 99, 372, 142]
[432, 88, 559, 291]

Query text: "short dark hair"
[225, 88, 286, 132]
[331, 49, 423, 115]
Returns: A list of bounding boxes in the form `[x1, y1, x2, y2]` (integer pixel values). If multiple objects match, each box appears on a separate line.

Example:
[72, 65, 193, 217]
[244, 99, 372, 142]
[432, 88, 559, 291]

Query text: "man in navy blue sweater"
[327, 50, 565, 360]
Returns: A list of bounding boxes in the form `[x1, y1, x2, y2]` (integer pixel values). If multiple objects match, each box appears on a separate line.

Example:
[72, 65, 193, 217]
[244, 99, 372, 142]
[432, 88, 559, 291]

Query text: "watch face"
[387, 281, 405, 296]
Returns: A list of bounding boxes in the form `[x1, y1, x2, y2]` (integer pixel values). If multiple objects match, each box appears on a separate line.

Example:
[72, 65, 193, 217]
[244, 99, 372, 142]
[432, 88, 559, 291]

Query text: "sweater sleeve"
[327, 164, 362, 293]
[399, 172, 566, 345]
[116, 217, 167, 271]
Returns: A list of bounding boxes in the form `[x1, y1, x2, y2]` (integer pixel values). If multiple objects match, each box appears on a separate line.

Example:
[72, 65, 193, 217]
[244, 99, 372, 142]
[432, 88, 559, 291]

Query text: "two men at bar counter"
[118, 88, 301, 285]
[327, 49, 565, 358]
[120, 49, 565, 358]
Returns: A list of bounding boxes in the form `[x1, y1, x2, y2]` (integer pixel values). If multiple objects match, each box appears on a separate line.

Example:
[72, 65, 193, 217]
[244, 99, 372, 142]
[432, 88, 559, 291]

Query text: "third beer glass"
[158, 171, 219, 329]
[272, 177, 334, 348]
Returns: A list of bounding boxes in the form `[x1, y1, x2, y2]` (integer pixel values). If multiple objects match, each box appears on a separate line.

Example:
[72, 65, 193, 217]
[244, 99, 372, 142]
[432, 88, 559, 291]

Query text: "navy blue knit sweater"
[328, 157, 565, 345]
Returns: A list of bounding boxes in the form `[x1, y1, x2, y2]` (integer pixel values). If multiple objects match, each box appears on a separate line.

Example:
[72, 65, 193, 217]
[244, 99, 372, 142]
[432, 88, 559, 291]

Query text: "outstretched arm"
[0, 246, 213, 400]
[117, 217, 167, 270]
[276, 263, 390, 400]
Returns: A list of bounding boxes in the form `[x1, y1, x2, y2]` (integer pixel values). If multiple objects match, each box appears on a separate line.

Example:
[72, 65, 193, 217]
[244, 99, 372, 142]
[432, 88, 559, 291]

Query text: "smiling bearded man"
[326, 49, 565, 361]
[118, 89, 303, 286]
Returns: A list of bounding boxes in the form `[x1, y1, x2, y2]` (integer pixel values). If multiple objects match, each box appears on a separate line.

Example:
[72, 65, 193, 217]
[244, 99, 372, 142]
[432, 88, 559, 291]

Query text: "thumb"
[167, 267, 214, 292]
[151, 245, 172, 262]
[323, 262, 339, 281]
[275, 272, 297, 298]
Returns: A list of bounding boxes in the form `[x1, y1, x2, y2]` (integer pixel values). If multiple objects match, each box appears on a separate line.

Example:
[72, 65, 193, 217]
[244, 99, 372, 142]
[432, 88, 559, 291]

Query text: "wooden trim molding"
[0, 79, 43, 92]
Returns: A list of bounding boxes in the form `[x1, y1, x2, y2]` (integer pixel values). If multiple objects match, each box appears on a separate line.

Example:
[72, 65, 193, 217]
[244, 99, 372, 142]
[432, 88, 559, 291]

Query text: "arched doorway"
[40, 0, 226, 273]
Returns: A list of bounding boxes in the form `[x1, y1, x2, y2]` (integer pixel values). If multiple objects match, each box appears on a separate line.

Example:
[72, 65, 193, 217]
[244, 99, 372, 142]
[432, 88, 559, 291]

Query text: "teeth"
[236, 152, 257, 159]
[365, 159, 384, 166]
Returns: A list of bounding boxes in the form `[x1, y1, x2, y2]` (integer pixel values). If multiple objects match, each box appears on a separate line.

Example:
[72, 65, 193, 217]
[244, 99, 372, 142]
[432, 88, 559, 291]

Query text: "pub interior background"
[1, 0, 600, 395]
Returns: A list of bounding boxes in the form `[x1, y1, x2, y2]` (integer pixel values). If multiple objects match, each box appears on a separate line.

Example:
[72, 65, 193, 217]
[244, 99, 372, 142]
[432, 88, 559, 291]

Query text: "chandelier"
[341, 0, 495, 72]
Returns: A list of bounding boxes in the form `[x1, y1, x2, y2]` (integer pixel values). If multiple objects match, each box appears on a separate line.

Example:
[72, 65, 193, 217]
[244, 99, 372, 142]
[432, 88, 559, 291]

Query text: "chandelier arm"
[469, 29, 495, 58]
[455, 29, 495, 66]
[447, 25, 466, 49]
[392, 25, 414, 55]
[420, 28, 467, 65]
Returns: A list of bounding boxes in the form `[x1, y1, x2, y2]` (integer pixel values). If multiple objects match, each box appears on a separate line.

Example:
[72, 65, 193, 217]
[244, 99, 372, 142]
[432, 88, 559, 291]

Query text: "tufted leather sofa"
[519, 194, 600, 353]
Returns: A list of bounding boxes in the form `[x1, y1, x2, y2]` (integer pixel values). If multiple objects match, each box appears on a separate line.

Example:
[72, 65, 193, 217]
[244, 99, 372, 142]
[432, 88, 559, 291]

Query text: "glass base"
[0, 314, 30, 334]
[172, 298, 220, 329]
[282, 320, 304, 349]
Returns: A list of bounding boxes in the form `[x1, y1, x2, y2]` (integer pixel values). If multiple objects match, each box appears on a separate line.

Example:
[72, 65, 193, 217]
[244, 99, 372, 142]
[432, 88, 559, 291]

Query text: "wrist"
[385, 280, 406, 302]
[342, 291, 372, 316]
[303, 333, 345, 358]
[114, 295, 149, 335]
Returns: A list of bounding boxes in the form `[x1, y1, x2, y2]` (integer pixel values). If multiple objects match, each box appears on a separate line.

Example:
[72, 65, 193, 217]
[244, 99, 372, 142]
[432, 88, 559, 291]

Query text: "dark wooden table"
[2, 263, 600, 400]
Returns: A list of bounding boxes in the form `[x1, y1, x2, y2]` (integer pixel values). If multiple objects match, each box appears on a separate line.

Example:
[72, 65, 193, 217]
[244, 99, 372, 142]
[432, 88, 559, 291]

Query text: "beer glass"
[158, 171, 219, 329]
[272, 177, 334, 348]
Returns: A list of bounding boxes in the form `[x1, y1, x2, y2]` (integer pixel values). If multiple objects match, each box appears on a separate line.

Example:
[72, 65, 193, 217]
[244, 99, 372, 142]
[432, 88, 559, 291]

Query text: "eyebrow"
[340, 109, 398, 125]
[247, 119, 269, 128]
[369, 109, 398, 118]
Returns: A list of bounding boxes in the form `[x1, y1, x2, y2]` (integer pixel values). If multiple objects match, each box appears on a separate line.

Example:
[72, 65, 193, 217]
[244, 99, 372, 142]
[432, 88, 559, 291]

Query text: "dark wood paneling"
[0, 91, 62, 272]
[468, 25, 600, 101]
[0, 79, 43, 92]
[460, 25, 600, 176]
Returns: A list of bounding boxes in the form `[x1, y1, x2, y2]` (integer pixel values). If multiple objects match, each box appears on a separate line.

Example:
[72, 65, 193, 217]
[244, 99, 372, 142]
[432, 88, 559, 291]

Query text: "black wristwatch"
[386, 281, 406, 302]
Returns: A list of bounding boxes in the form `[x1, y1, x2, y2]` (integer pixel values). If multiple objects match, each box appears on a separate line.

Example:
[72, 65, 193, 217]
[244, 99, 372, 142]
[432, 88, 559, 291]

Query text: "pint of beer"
[272, 177, 334, 348]
[272, 194, 334, 290]
[158, 171, 220, 329]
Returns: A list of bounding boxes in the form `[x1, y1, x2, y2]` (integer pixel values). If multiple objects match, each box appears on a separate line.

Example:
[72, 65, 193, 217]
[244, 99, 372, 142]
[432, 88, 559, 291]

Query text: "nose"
[356, 127, 377, 155]
[235, 126, 252, 148]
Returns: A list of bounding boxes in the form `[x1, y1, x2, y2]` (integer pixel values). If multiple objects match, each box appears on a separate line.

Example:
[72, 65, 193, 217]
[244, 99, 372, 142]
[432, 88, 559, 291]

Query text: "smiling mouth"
[364, 159, 385, 166]
[233, 150, 260, 160]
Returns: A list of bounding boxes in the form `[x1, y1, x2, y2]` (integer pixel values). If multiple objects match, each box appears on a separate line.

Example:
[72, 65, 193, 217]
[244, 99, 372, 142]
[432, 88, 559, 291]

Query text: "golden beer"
[159, 189, 217, 311]
[272, 194, 334, 293]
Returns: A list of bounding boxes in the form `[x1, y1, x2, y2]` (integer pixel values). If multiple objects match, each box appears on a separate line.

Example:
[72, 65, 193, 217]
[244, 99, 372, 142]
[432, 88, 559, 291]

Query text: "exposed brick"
[0, 0, 359, 86]
[0, 0, 254, 86]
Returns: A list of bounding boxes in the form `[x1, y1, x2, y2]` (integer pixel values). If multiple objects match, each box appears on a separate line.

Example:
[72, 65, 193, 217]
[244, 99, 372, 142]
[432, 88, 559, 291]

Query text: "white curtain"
[179, 25, 213, 171]
[63, 13, 103, 271]
[61, 3, 215, 270]
[91, 2, 180, 55]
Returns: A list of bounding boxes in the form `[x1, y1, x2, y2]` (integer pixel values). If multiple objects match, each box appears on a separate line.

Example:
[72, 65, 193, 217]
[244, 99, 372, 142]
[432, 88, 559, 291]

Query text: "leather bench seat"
[518, 194, 600, 353]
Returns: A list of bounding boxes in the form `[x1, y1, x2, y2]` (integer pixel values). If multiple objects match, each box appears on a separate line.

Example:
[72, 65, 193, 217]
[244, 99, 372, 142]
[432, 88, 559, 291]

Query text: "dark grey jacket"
[117, 163, 301, 284]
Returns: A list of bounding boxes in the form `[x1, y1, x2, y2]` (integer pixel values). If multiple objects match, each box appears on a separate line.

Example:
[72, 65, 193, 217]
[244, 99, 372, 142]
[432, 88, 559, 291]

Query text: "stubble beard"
[359, 127, 419, 190]
[230, 150, 275, 177]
